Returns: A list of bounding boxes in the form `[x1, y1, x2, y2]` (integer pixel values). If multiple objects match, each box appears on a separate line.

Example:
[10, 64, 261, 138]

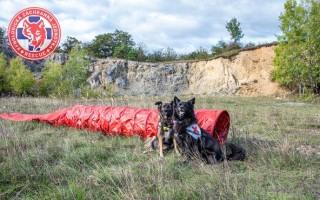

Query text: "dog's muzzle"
[178, 110, 185, 118]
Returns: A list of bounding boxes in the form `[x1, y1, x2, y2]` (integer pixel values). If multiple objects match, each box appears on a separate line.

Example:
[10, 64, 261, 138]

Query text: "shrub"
[63, 45, 89, 90]
[0, 53, 7, 92]
[5, 57, 36, 95]
[40, 60, 63, 96]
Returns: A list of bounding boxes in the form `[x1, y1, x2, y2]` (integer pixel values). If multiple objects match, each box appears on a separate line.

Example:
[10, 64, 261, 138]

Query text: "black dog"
[173, 96, 246, 163]
[153, 101, 179, 157]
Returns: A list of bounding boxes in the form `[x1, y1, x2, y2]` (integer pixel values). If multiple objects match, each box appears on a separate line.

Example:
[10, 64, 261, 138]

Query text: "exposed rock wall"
[87, 46, 287, 96]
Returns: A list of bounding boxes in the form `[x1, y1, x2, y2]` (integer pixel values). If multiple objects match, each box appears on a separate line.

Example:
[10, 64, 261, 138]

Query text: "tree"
[179, 47, 210, 60]
[163, 47, 178, 61]
[0, 53, 7, 92]
[88, 33, 113, 58]
[40, 60, 63, 96]
[61, 36, 81, 53]
[54, 46, 63, 53]
[272, 0, 320, 94]
[305, 0, 320, 94]
[120, 43, 149, 61]
[226, 18, 244, 44]
[211, 40, 227, 56]
[147, 49, 164, 62]
[5, 57, 36, 95]
[126, 48, 139, 61]
[87, 30, 135, 58]
[0, 27, 15, 58]
[112, 30, 135, 49]
[113, 43, 132, 59]
[179, 52, 197, 60]
[194, 47, 210, 60]
[244, 42, 256, 48]
[60, 45, 90, 97]
[210, 18, 244, 56]
[0, 27, 5, 53]
[132, 42, 148, 61]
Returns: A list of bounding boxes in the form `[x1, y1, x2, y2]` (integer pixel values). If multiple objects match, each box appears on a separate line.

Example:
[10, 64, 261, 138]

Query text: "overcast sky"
[0, 0, 285, 53]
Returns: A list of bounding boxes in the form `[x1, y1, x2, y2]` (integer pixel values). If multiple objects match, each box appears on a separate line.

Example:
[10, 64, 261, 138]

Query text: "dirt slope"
[187, 45, 287, 96]
[88, 45, 288, 96]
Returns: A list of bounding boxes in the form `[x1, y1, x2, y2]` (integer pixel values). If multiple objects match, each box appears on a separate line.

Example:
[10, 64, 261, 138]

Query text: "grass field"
[0, 96, 319, 199]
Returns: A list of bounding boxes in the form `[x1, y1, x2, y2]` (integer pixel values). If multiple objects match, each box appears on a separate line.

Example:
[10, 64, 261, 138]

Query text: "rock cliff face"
[87, 45, 287, 96]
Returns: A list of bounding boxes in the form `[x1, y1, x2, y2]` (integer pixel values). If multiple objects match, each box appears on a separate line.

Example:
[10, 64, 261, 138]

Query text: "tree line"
[0, 46, 93, 98]
[0, 17, 248, 97]
[1, 0, 320, 97]
[55, 18, 247, 62]
[272, 0, 320, 96]
[0, 17, 246, 63]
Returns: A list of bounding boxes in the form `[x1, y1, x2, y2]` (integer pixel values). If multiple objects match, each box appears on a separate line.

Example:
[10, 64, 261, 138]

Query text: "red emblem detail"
[22, 19, 47, 50]
[8, 7, 61, 60]
[192, 126, 199, 134]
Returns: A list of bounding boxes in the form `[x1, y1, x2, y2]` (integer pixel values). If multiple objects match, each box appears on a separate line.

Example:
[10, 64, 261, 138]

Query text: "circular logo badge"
[8, 7, 61, 61]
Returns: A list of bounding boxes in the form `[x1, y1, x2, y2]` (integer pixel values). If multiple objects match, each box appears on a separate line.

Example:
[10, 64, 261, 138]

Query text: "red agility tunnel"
[0, 105, 230, 145]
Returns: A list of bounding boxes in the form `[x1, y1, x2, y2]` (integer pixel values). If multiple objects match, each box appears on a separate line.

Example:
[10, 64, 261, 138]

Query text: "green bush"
[40, 61, 63, 96]
[113, 43, 132, 59]
[272, 0, 320, 94]
[5, 57, 36, 95]
[63, 45, 89, 93]
[0, 53, 7, 92]
[40, 45, 116, 98]
[41, 45, 90, 98]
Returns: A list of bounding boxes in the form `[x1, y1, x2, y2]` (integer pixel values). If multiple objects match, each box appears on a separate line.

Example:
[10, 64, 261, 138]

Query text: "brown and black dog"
[153, 101, 180, 157]
[173, 96, 246, 163]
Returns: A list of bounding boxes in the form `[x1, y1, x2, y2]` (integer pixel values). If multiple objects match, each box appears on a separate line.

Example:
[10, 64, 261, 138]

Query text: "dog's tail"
[225, 142, 246, 161]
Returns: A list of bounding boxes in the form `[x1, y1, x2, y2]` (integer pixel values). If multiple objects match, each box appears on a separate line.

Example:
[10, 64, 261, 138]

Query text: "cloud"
[0, 0, 285, 53]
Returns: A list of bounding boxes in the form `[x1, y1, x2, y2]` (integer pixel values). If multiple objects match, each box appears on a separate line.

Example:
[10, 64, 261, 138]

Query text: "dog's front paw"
[157, 155, 165, 161]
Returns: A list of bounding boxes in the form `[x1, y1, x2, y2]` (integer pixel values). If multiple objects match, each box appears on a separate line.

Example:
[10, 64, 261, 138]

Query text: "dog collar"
[186, 124, 201, 140]
[173, 120, 184, 124]
[158, 122, 172, 139]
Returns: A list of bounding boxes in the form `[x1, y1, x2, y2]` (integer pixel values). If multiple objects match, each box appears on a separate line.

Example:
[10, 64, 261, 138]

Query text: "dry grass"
[0, 96, 319, 199]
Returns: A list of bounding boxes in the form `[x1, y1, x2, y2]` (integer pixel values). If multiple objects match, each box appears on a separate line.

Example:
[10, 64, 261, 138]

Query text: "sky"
[0, 0, 286, 54]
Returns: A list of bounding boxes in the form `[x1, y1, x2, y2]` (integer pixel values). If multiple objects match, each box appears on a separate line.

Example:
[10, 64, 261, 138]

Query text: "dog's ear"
[189, 98, 195, 105]
[174, 96, 180, 104]
[155, 101, 162, 106]
[155, 101, 163, 113]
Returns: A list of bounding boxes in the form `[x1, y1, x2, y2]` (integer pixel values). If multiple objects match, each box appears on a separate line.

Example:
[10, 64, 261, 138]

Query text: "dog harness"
[186, 123, 201, 140]
[158, 122, 172, 139]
